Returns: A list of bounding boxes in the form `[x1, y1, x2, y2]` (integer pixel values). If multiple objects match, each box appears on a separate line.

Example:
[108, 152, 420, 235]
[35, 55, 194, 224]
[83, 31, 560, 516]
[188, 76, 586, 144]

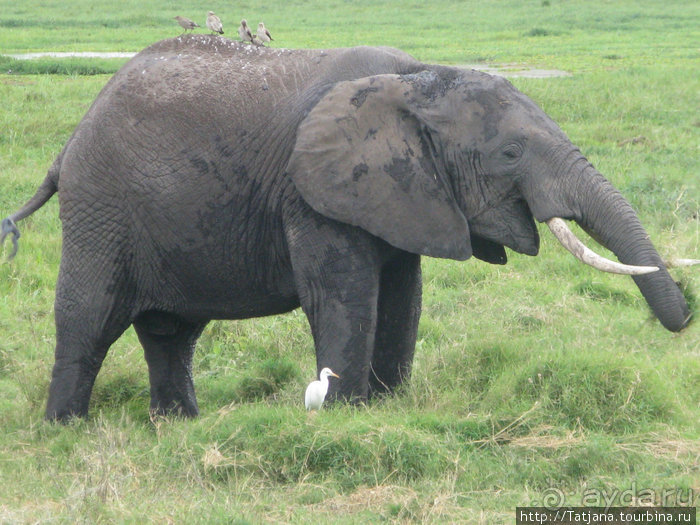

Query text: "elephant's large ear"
[287, 72, 471, 260]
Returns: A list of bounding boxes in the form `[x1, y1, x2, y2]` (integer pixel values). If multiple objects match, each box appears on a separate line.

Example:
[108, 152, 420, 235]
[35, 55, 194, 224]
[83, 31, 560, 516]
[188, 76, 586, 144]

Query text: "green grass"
[1, 0, 699, 523]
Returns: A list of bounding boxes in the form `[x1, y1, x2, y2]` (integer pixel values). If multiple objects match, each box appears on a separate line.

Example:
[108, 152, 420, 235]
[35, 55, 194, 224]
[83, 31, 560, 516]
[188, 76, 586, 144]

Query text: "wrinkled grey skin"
[2, 35, 690, 421]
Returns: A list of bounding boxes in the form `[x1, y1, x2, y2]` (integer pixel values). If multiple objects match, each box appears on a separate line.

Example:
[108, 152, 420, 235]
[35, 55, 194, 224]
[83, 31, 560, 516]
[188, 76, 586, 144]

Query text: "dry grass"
[509, 425, 583, 450]
[616, 431, 700, 463]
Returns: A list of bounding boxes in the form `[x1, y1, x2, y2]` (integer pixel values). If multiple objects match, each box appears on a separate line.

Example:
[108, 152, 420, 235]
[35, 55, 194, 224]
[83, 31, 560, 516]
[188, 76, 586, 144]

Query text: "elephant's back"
[66, 38, 424, 175]
[109, 37, 422, 106]
[56, 37, 425, 213]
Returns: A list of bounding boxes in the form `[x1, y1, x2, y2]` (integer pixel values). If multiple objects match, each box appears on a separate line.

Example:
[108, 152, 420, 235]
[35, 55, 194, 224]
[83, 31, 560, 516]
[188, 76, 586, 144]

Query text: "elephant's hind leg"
[370, 253, 422, 397]
[47, 256, 134, 421]
[133, 312, 206, 417]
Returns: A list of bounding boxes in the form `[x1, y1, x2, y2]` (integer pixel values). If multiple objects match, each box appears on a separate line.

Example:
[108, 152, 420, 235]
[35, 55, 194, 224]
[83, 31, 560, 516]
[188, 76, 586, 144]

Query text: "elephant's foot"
[149, 387, 199, 418]
[46, 374, 94, 422]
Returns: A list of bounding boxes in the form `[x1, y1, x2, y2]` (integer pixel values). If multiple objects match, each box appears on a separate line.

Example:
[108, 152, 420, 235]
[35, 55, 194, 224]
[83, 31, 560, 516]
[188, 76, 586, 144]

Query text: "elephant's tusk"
[546, 217, 660, 275]
[665, 258, 700, 268]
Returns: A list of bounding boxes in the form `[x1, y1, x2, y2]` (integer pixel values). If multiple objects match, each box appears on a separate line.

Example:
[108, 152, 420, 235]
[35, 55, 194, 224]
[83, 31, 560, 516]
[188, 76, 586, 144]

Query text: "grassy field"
[1, 0, 699, 523]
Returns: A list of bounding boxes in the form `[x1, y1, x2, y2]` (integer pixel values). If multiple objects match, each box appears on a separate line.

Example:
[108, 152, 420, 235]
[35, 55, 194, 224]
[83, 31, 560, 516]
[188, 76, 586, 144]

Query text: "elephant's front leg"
[370, 252, 422, 397]
[287, 216, 383, 402]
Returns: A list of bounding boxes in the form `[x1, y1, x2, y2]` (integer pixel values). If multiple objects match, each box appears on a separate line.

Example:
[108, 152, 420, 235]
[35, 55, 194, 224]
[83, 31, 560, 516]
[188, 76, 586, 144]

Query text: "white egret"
[304, 367, 339, 410]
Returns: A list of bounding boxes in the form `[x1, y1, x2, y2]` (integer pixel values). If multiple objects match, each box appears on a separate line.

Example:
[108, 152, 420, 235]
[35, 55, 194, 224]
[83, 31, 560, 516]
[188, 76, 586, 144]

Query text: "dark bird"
[238, 19, 254, 43]
[174, 16, 200, 33]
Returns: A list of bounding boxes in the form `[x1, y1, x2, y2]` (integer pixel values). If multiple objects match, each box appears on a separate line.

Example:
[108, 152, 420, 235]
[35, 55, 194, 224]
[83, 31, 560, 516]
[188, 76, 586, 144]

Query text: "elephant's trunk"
[529, 150, 691, 332]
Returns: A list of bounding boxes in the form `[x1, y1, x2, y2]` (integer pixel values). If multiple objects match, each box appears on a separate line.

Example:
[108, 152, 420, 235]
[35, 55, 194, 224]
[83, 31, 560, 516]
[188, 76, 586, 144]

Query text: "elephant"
[1, 35, 693, 421]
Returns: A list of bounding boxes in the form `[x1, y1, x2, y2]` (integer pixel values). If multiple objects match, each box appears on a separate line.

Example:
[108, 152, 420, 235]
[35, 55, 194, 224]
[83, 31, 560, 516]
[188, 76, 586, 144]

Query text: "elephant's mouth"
[467, 198, 540, 258]
[469, 201, 674, 275]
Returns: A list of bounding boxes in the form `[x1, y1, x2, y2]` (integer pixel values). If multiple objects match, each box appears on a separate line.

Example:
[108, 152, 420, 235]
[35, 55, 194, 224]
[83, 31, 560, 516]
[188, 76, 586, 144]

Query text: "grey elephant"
[1, 35, 693, 421]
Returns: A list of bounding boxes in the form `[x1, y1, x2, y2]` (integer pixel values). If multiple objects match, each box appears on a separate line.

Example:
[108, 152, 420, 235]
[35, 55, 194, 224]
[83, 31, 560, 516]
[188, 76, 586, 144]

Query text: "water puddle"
[459, 63, 571, 78]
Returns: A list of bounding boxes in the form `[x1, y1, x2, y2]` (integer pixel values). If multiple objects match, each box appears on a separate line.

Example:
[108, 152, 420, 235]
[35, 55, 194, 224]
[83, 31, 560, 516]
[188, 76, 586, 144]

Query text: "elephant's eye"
[502, 143, 523, 160]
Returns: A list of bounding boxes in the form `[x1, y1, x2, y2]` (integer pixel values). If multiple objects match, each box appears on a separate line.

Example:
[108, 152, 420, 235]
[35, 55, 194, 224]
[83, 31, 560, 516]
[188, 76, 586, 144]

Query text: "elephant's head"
[287, 68, 692, 332]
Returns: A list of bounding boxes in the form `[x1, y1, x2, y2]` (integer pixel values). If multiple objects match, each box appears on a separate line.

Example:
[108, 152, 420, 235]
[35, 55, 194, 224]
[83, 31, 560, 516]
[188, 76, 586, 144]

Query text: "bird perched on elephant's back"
[206, 11, 223, 34]
[174, 16, 199, 33]
[1, 35, 693, 421]
[256, 22, 273, 45]
[238, 19, 253, 43]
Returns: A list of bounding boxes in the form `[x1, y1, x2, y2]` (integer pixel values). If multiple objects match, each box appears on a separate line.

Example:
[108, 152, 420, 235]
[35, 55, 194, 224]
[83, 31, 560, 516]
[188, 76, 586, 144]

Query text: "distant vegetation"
[0, 0, 698, 523]
[0, 55, 126, 75]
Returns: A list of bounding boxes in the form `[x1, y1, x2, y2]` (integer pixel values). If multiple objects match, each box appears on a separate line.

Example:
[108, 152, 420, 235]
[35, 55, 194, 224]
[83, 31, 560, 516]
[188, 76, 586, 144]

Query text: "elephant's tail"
[1, 156, 60, 260]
